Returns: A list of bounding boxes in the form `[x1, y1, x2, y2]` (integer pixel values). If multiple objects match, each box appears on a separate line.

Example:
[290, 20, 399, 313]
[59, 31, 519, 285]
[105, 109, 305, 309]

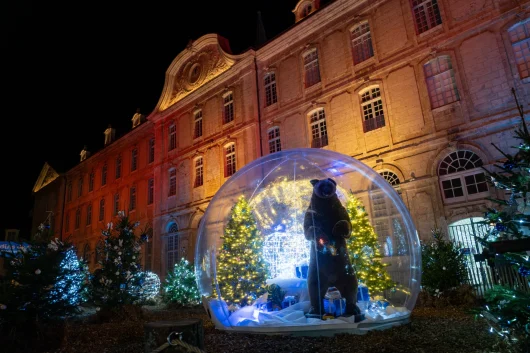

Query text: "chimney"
[80, 145, 91, 162]
[104, 124, 116, 146]
[131, 107, 145, 128]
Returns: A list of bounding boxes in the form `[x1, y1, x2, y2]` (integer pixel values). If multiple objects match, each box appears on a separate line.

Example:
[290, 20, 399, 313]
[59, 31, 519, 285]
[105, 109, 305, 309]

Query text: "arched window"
[360, 86, 385, 132]
[424, 55, 459, 109]
[379, 171, 400, 186]
[303, 49, 321, 88]
[225, 143, 237, 177]
[309, 108, 328, 148]
[264, 72, 278, 106]
[268, 127, 281, 154]
[508, 19, 530, 79]
[194, 157, 204, 187]
[351, 21, 374, 65]
[438, 150, 489, 203]
[95, 240, 103, 264]
[223, 92, 234, 124]
[193, 110, 203, 139]
[167, 222, 180, 273]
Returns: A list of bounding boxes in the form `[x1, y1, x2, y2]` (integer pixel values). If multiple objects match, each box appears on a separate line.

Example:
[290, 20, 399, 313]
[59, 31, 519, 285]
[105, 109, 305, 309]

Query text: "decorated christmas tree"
[163, 257, 201, 306]
[91, 211, 149, 311]
[215, 195, 268, 307]
[0, 223, 89, 349]
[345, 192, 394, 293]
[477, 88, 530, 350]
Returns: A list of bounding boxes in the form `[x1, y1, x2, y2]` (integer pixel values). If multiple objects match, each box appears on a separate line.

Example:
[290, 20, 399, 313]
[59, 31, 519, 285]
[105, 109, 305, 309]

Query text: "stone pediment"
[33, 162, 60, 193]
[158, 34, 238, 111]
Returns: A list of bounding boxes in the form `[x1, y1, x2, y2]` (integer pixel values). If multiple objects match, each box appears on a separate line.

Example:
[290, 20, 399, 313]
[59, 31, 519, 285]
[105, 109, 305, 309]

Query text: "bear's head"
[310, 178, 337, 199]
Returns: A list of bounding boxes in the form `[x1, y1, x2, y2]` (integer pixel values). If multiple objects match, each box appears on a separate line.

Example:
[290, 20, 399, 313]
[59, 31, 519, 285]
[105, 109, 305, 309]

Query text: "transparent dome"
[195, 148, 420, 334]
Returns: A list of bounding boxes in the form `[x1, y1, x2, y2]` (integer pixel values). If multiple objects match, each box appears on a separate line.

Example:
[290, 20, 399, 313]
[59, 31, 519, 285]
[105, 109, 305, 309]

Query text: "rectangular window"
[223, 93, 234, 124]
[411, 0, 442, 34]
[65, 213, 70, 232]
[148, 178, 154, 205]
[225, 144, 237, 177]
[86, 204, 92, 226]
[67, 183, 72, 202]
[351, 22, 374, 65]
[99, 199, 105, 221]
[129, 186, 136, 211]
[114, 193, 120, 216]
[194, 110, 203, 139]
[268, 127, 282, 153]
[131, 148, 138, 171]
[169, 124, 177, 151]
[424, 56, 459, 109]
[169, 169, 177, 196]
[77, 178, 83, 197]
[264, 73, 278, 106]
[75, 209, 81, 229]
[508, 20, 530, 79]
[167, 234, 179, 274]
[440, 171, 489, 203]
[115, 156, 122, 179]
[194, 157, 204, 187]
[89, 172, 94, 192]
[310, 109, 328, 148]
[101, 164, 107, 186]
[303, 49, 321, 88]
[360, 87, 385, 132]
[148, 138, 155, 163]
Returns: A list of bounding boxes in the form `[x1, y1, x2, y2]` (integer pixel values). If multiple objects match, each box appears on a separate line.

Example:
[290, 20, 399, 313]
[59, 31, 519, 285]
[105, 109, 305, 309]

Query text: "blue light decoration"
[50, 248, 86, 306]
[129, 271, 160, 301]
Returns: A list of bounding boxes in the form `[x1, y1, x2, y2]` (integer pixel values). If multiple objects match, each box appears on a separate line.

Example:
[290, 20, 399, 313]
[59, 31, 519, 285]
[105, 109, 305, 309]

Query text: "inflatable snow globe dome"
[196, 148, 420, 335]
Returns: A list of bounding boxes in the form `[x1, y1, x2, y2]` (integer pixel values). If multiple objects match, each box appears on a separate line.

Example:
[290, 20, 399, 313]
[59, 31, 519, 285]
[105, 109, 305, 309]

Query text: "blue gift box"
[295, 264, 309, 279]
[256, 301, 273, 311]
[281, 295, 297, 309]
[357, 284, 370, 302]
[323, 297, 346, 317]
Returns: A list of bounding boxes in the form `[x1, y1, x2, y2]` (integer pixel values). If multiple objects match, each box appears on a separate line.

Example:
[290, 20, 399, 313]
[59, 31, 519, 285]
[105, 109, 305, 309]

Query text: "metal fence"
[448, 219, 529, 297]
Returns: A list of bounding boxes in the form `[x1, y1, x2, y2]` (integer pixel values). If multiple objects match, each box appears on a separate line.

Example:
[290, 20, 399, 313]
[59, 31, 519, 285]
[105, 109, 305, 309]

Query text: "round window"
[189, 64, 201, 84]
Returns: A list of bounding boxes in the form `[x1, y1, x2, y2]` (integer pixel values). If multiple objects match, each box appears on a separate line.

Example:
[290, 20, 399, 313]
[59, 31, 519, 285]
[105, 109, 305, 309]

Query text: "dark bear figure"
[303, 178, 364, 322]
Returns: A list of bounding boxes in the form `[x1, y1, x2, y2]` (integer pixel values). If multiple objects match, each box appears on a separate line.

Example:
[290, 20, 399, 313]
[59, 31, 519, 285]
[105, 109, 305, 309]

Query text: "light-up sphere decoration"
[262, 229, 310, 279]
[195, 148, 421, 335]
[130, 271, 160, 301]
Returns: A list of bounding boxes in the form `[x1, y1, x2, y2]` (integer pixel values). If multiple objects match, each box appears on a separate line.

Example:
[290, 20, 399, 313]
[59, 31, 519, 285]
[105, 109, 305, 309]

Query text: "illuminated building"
[32, 0, 530, 281]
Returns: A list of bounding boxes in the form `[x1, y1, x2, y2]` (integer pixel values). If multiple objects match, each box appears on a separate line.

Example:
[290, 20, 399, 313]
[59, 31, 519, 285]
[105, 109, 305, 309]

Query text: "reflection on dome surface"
[195, 148, 421, 334]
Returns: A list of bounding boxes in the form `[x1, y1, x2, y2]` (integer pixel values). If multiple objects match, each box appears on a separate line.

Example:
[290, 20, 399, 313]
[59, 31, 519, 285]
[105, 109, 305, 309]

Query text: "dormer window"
[293, 0, 320, 23]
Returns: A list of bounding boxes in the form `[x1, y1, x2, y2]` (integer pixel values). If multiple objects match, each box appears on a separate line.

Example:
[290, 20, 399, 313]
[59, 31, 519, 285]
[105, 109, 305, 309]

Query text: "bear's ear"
[327, 178, 337, 186]
[310, 179, 319, 186]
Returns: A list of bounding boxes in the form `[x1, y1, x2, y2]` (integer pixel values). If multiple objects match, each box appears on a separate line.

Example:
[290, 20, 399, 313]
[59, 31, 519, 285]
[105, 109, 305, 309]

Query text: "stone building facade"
[33, 0, 530, 278]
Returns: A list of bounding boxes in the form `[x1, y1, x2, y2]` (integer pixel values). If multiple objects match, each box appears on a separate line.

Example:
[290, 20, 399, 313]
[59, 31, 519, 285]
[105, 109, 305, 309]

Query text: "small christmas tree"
[345, 192, 394, 293]
[421, 229, 468, 296]
[0, 223, 89, 349]
[91, 211, 149, 311]
[163, 258, 201, 306]
[215, 195, 268, 307]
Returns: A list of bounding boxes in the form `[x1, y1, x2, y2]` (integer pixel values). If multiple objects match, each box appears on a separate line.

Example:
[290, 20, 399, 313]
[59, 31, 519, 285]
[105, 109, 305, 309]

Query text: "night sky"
[3, 0, 300, 236]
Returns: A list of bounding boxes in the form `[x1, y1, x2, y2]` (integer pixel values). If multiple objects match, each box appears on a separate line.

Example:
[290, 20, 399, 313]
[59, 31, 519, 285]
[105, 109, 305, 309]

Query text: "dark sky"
[2, 0, 300, 236]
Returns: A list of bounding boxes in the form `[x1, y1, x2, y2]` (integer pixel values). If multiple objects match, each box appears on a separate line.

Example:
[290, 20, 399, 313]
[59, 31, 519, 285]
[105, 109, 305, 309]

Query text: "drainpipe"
[254, 55, 264, 157]
[59, 174, 67, 242]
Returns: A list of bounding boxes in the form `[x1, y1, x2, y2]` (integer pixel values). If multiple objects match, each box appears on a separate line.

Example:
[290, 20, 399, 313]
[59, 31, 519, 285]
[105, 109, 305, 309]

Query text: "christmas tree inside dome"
[195, 148, 421, 334]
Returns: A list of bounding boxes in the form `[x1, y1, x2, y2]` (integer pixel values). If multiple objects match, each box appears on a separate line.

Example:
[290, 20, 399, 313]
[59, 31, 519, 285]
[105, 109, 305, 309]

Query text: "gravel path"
[43, 304, 513, 353]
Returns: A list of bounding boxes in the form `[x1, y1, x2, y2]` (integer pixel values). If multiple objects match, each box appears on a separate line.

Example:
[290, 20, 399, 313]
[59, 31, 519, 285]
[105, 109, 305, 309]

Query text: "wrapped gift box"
[357, 283, 370, 302]
[295, 264, 309, 279]
[323, 297, 346, 317]
[281, 295, 298, 309]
